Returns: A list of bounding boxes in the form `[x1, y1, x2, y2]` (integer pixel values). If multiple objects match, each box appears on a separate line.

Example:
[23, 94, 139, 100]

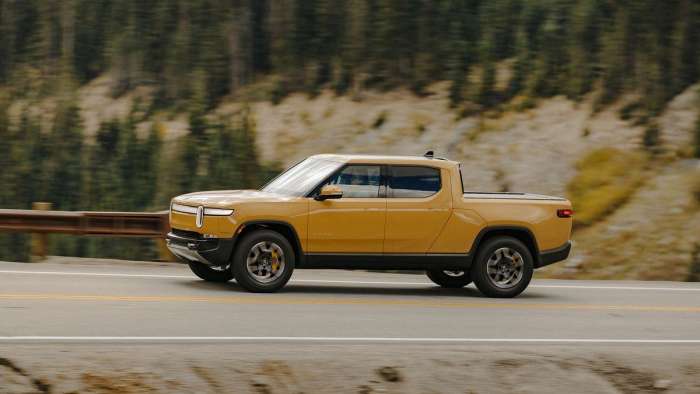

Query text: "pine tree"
[694, 109, 700, 159]
[236, 107, 262, 187]
[567, 0, 603, 99]
[47, 99, 84, 211]
[116, 113, 139, 210]
[670, 0, 699, 97]
[73, 0, 111, 83]
[13, 110, 45, 206]
[228, 0, 253, 96]
[0, 1, 12, 83]
[596, 4, 632, 109]
[136, 122, 162, 209]
[0, 96, 10, 181]
[89, 119, 123, 210]
[159, 1, 192, 103]
[336, 0, 365, 95]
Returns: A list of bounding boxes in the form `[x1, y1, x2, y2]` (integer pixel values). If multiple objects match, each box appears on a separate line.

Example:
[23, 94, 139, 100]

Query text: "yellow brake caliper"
[271, 250, 280, 272]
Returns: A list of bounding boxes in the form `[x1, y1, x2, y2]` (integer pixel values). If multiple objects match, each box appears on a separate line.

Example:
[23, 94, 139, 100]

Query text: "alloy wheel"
[485, 247, 524, 289]
[245, 241, 286, 283]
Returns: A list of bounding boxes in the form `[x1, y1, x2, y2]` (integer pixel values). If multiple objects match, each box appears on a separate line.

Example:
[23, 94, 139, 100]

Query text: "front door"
[307, 164, 386, 253]
[384, 166, 452, 253]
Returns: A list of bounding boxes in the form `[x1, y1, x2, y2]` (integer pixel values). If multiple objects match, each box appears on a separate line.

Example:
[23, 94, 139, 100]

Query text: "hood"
[172, 189, 296, 208]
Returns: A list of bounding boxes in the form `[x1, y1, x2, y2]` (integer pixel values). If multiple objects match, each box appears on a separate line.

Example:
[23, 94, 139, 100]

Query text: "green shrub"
[692, 177, 700, 205]
[581, 127, 591, 138]
[619, 101, 641, 121]
[372, 111, 388, 129]
[642, 123, 662, 153]
[688, 243, 700, 282]
[567, 148, 646, 227]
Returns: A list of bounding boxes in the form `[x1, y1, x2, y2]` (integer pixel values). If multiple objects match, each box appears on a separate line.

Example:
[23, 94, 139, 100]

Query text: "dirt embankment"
[228, 83, 699, 281]
[2, 344, 699, 393]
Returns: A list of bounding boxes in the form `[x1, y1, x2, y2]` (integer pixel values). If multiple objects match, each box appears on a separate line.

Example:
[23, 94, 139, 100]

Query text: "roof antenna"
[424, 150, 434, 159]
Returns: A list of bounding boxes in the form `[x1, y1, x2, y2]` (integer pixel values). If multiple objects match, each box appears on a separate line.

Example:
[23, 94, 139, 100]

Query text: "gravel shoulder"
[2, 344, 699, 393]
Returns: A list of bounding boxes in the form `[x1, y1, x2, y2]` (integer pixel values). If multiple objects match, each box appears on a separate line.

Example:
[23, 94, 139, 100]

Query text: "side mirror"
[315, 185, 343, 201]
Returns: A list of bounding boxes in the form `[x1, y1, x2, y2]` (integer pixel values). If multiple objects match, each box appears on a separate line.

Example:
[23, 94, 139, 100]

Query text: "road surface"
[0, 258, 699, 393]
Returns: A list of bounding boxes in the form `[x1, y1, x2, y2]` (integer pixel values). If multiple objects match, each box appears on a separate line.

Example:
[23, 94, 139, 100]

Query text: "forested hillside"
[2, 1, 699, 111]
[0, 1, 699, 271]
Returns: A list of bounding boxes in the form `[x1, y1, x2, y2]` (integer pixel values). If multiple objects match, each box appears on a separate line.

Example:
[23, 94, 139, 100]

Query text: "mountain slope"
[223, 82, 700, 280]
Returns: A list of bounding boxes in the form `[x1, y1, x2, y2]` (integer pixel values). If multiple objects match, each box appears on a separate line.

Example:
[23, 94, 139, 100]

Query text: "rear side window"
[389, 166, 441, 198]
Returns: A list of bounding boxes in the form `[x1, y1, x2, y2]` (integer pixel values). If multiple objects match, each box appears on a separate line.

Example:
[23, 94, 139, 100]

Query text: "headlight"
[204, 207, 234, 216]
[171, 203, 197, 214]
[170, 203, 234, 216]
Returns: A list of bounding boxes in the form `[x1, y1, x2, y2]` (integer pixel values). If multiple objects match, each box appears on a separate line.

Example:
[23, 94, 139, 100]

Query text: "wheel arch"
[233, 220, 304, 265]
[469, 226, 540, 265]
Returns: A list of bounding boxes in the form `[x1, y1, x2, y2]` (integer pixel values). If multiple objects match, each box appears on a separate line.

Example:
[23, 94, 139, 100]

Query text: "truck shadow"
[180, 280, 552, 299]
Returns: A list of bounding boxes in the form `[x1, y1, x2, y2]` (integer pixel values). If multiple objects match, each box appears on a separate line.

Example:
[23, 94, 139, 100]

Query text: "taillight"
[557, 209, 574, 218]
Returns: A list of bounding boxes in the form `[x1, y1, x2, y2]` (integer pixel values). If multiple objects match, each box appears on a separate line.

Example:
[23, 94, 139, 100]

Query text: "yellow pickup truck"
[166, 153, 573, 298]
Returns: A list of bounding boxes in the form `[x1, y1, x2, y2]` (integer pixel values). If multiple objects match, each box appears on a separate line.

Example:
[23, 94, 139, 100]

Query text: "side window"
[389, 166, 441, 198]
[324, 165, 382, 198]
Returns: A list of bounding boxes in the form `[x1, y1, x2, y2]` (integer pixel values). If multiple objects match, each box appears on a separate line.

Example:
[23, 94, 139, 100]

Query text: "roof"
[311, 153, 459, 167]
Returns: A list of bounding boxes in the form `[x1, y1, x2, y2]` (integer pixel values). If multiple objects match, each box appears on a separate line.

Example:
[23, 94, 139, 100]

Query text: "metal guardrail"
[0, 205, 171, 260]
[0, 209, 170, 236]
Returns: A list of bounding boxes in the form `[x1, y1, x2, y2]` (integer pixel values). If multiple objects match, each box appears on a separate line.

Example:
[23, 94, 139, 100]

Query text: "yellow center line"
[0, 293, 698, 313]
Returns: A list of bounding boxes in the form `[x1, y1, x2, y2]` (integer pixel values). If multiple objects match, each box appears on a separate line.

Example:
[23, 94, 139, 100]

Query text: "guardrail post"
[156, 212, 175, 262]
[30, 202, 52, 262]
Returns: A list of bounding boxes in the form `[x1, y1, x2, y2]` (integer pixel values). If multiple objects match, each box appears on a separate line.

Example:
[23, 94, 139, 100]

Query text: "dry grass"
[299, 110, 312, 126]
[467, 117, 503, 141]
[411, 111, 432, 135]
[566, 148, 647, 227]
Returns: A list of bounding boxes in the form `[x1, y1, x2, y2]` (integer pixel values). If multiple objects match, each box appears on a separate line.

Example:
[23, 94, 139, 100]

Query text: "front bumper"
[536, 241, 572, 268]
[166, 230, 234, 267]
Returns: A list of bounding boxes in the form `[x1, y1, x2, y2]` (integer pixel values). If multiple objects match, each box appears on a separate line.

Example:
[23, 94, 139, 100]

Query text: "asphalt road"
[1, 259, 700, 393]
[0, 259, 699, 342]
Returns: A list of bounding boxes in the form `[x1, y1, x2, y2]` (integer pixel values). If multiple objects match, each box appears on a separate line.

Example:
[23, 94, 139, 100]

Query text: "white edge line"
[0, 336, 699, 344]
[0, 270, 189, 279]
[0, 270, 699, 292]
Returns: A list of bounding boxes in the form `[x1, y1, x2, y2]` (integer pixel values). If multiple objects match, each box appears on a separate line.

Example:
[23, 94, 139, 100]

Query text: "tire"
[426, 269, 472, 288]
[188, 261, 234, 283]
[470, 236, 533, 298]
[231, 229, 295, 293]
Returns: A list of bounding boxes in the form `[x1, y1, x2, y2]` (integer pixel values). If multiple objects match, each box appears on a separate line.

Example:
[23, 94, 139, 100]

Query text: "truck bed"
[463, 192, 566, 201]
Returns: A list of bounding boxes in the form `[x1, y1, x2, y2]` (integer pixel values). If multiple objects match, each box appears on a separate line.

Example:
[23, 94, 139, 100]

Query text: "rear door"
[384, 165, 452, 253]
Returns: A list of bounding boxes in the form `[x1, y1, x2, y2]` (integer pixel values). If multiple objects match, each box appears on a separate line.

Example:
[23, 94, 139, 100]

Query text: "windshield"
[261, 157, 344, 197]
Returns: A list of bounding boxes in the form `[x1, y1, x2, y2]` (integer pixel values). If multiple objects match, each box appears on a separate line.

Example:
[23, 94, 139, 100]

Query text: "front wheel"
[231, 230, 295, 293]
[188, 261, 234, 283]
[426, 270, 472, 288]
[470, 236, 533, 298]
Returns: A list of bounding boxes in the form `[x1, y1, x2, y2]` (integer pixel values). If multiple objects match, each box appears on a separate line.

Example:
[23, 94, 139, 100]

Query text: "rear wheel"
[426, 270, 472, 288]
[188, 261, 233, 283]
[231, 230, 295, 293]
[470, 236, 533, 298]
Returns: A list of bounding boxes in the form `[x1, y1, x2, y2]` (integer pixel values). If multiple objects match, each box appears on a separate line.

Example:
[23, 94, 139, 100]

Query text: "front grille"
[172, 228, 202, 239]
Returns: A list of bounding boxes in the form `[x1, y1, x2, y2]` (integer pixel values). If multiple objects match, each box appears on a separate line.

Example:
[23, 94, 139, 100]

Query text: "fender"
[468, 225, 540, 262]
[233, 220, 305, 265]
